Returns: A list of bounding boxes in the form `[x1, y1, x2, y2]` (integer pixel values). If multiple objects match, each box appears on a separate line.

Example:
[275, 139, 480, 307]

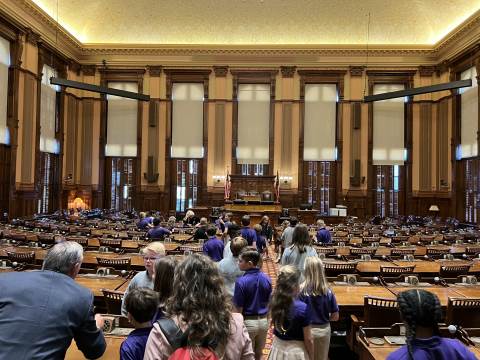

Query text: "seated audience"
[147, 218, 171, 240]
[166, 216, 177, 230]
[144, 254, 254, 360]
[299, 257, 339, 360]
[152, 257, 177, 321]
[137, 212, 154, 230]
[121, 242, 165, 316]
[183, 210, 197, 226]
[203, 225, 225, 262]
[234, 249, 272, 360]
[315, 220, 332, 244]
[121, 288, 159, 360]
[0, 241, 106, 359]
[281, 224, 318, 277]
[253, 224, 267, 256]
[269, 265, 313, 360]
[387, 289, 476, 360]
[193, 217, 209, 241]
[240, 215, 257, 247]
[218, 236, 248, 296]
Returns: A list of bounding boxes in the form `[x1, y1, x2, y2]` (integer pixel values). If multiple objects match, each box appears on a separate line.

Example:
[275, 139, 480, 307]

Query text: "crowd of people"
[0, 212, 477, 360]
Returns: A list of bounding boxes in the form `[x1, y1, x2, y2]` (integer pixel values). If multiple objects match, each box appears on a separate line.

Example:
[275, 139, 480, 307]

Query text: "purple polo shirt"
[299, 289, 338, 325]
[137, 217, 152, 230]
[233, 268, 272, 316]
[386, 336, 477, 360]
[256, 234, 267, 253]
[147, 226, 170, 239]
[240, 227, 257, 246]
[273, 299, 311, 341]
[316, 228, 332, 244]
[120, 326, 152, 360]
[202, 236, 224, 262]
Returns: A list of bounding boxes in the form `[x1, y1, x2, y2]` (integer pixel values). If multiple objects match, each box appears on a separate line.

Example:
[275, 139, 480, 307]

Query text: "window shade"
[373, 84, 405, 165]
[171, 83, 204, 158]
[0, 36, 10, 144]
[460, 67, 478, 159]
[303, 84, 337, 161]
[106, 82, 138, 157]
[236, 84, 270, 164]
[40, 65, 59, 153]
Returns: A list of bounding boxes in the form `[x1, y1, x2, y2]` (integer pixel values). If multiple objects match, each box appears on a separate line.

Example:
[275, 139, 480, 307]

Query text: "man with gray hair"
[0, 241, 106, 360]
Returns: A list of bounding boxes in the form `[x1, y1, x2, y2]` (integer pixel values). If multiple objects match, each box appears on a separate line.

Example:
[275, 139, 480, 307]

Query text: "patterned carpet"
[261, 246, 280, 358]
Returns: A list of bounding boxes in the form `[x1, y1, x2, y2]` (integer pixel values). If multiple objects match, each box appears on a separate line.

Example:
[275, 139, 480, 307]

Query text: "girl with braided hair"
[387, 289, 476, 360]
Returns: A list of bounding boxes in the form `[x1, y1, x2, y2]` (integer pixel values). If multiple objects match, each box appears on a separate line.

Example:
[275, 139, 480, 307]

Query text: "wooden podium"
[228, 174, 277, 201]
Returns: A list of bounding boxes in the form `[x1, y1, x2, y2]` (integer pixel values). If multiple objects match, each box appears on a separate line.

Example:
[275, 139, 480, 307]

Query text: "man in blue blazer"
[0, 241, 106, 360]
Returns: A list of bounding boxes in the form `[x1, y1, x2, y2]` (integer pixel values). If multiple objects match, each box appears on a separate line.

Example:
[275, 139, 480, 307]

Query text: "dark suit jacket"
[0, 270, 106, 360]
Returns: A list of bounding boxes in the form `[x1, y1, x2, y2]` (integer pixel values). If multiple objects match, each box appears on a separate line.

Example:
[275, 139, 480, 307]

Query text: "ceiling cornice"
[0, 0, 478, 67]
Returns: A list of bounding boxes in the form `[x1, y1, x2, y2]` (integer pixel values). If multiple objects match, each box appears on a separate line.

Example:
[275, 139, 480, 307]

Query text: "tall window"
[175, 159, 200, 212]
[109, 158, 135, 211]
[236, 84, 270, 172]
[375, 165, 400, 217]
[0, 35, 10, 145]
[38, 152, 59, 214]
[304, 161, 332, 215]
[464, 159, 479, 223]
[38, 64, 60, 214]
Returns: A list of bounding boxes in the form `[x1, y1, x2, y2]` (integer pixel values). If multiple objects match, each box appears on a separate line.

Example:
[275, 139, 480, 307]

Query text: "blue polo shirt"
[386, 336, 477, 360]
[240, 227, 257, 246]
[202, 236, 224, 262]
[233, 268, 272, 316]
[273, 299, 311, 341]
[137, 217, 152, 230]
[147, 226, 170, 239]
[299, 289, 338, 325]
[120, 326, 152, 360]
[256, 234, 267, 253]
[316, 228, 332, 244]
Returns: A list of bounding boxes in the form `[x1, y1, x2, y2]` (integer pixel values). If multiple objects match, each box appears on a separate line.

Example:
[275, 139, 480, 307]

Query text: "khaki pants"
[311, 324, 331, 360]
[244, 317, 269, 360]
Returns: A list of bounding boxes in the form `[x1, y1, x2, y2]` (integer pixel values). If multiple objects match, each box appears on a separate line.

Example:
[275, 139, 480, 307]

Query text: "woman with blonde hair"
[268, 265, 313, 360]
[121, 242, 165, 316]
[144, 254, 254, 360]
[299, 257, 339, 360]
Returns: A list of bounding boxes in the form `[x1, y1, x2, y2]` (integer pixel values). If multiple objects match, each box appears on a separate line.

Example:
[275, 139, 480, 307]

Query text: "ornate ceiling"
[29, 0, 480, 46]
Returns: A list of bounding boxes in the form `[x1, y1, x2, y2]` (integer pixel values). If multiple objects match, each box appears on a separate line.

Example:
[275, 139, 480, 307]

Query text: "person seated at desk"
[387, 289, 476, 360]
[147, 218, 171, 240]
[166, 216, 177, 230]
[121, 288, 159, 360]
[183, 210, 198, 227]
[193, 217, 209, 241]
[0, 241, 106, 360]
[121, 242, 165, 316]
[137, 212, 154, 230]
[315, 220, 332, 245]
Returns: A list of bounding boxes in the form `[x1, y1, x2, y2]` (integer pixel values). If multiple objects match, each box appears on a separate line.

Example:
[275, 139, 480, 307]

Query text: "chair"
[466, 247, 480, 256]
[391, 235, 409, 244]
[350, 247, 376, 256]
[391, 248, 416, 257]
[67, 236, 88, 248]
[178, 246, 203, 254]
[99, 238, 123, 248]
[439, 265, 471, 278]
[316, 247, 336, 257]
[261, 190, 273, 202]
[101, 289, 124, 315]
[37, 233, 55, 245]
[446, 298, 480, 328]
[362, 236, 379, 245]
[421, 235, 436, 243]
[96, 257, 131, 270]
[380, 265, 415, 276]
[6, 251, 35, 264]
[324, 262, 357, 276]
[8, 233, 27, 243]
[426, 248, 450, 258]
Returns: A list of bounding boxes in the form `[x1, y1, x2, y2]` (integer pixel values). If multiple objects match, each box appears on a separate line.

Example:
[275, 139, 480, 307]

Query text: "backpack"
[157, 318, 220, 360]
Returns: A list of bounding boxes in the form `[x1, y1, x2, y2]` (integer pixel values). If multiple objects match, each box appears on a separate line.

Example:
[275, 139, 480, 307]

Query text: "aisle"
[261, 246, 279, 359]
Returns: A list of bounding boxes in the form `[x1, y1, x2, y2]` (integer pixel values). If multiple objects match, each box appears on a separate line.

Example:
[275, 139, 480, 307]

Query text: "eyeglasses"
[143, 256, 161, 261]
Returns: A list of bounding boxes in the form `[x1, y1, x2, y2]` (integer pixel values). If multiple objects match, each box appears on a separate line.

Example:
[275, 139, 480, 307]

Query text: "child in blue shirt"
[120, 288, 159, 360]
[253, 224, 267, 257]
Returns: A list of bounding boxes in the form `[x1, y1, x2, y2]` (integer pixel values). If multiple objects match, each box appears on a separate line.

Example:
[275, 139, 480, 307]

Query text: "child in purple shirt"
[202, 226, 224, 262]
[299, 257, 339, 360]
[253, 224, 267, 256]
[387, 289, 476, 360]
[120, 288, 159, 360]
[240, 215, 257, 247]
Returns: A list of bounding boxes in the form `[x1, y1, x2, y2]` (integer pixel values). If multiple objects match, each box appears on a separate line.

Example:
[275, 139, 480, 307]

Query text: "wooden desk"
[393, 260, 480, 274]
[331, 285, 396, 308]
[65, 335, 124, 360]
[358, 343, 398, 360]
[449, 286, 480, 298]
[75, 276, 128, 297]
[386, 286, 464, 307]
[356, 261, 395, 274]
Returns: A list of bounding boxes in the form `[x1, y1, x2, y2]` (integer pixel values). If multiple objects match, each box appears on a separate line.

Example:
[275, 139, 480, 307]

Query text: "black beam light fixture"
[364, 79, 472, 102]
[50, 77, 150, 101]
